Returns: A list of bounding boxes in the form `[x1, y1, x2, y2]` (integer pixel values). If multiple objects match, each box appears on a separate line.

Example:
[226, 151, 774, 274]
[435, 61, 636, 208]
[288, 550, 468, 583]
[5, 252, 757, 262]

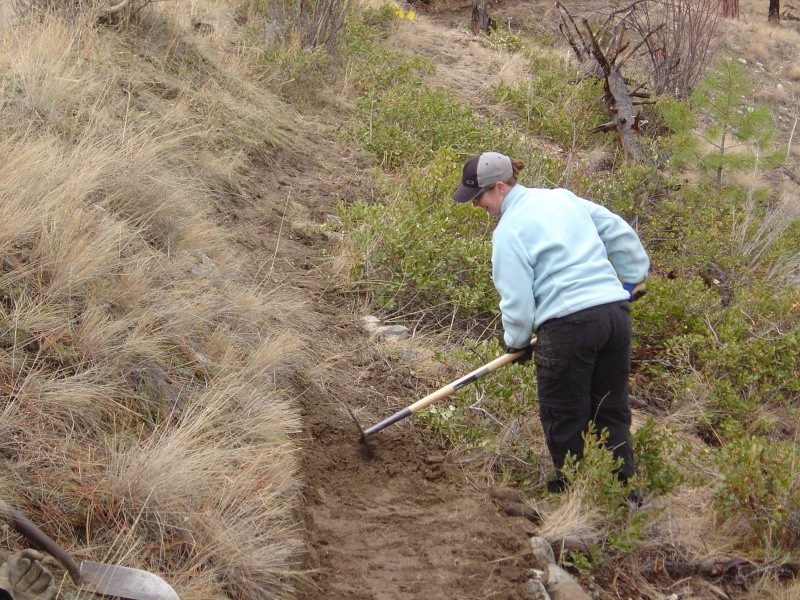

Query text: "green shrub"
[341, 29, 433, 93]
[570, 161, 663, 216]
[414, 337, 541, 485]
[632, 417, 685, 495]
[716, 435, 800, 554]
[631, 276, 717, 355]
[561, 427, 649, 558]
[491, 53, 605, 150]
[339, 149, 495, 312]
[562, 426, 627, 501]
[352, 83, 489, 168]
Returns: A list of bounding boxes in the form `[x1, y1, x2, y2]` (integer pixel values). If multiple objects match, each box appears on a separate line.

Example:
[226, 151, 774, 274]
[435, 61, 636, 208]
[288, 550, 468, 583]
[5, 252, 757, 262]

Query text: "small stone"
[547, 579, 593, 600]
[546, 563, 576, 585]
[489, 486, 527, 504]
[360, 315, 381, 334]
[529, 536, 556, 566]
[531, 567, 549, 586]
[526, 579, 552, 599]
[375, 324, 409, 342]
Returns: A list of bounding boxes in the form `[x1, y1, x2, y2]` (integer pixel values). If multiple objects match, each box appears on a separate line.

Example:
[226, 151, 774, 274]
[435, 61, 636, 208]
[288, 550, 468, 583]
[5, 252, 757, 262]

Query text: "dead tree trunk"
[719, 0, 739, 17]
[557, 1, 657, 163]
[471, 0, 495, 34]
[769, 0, 780, 23]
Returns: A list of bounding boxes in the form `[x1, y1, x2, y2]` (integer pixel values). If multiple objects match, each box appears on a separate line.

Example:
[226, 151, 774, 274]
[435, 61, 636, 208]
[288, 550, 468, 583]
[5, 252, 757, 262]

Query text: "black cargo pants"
[534, 300, 635, 483]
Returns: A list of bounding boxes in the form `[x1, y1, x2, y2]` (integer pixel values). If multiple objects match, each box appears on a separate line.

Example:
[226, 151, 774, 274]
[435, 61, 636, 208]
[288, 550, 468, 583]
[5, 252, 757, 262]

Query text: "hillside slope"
[1, 0, 798, 599]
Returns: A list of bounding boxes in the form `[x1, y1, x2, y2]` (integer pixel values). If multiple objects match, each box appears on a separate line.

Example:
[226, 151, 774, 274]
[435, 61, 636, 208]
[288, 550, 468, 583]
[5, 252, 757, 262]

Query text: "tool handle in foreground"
[362, 340, 534, 439]
[0, 499, 82, 584]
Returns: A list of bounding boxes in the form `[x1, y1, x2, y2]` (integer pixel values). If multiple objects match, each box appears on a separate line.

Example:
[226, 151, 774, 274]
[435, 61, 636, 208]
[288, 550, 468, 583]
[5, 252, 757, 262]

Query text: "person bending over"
[451, 151, 649, 494]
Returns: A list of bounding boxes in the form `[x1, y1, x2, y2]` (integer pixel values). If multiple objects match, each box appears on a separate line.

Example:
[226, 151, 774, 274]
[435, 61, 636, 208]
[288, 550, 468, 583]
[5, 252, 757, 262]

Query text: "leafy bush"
[491, 52, 605, 150]
[352, 83, 490, 168]
[338, 149, 501, 313]
[561, 427, 650, 559]
[716, 435, 800, 554]
[414, 337, 542, 485]
[632, 417, 685, 495]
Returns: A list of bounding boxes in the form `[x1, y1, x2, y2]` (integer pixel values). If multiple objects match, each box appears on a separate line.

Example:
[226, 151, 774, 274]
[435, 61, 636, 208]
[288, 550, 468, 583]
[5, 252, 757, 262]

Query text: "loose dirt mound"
[299, 387, 537, 599]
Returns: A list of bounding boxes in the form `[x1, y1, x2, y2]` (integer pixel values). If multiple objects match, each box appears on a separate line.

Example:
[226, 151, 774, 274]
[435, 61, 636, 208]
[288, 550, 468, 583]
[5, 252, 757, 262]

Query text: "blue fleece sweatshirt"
[493, 185, 650, 349]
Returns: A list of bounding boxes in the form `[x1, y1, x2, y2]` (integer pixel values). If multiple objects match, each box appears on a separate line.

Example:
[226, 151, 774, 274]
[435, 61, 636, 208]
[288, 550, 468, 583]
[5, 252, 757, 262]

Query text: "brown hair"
[506, 159, 525, 185]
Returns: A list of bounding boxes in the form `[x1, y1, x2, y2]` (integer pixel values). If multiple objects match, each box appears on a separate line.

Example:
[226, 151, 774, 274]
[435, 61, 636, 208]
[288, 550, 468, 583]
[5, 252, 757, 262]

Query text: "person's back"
[493, 185, 632, 335]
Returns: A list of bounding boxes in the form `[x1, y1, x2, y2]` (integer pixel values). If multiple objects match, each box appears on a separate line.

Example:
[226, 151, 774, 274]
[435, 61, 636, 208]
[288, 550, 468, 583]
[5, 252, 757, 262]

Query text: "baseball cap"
[451, 152, 513, 203]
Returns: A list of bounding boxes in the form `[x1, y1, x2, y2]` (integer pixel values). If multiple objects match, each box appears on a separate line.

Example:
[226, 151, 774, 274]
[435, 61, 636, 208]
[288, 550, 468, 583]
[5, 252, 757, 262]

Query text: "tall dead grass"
[1, 12, 313, 599]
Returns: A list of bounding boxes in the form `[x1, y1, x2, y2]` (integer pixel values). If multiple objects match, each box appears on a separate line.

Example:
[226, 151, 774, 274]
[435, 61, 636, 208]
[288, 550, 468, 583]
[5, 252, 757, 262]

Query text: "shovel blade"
[80, 561, 180, 600]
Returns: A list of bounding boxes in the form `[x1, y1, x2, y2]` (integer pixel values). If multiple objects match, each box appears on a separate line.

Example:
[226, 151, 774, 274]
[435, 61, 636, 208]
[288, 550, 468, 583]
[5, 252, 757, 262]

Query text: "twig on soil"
[265, 186, 293, 283]
[469, 393, 504, 427]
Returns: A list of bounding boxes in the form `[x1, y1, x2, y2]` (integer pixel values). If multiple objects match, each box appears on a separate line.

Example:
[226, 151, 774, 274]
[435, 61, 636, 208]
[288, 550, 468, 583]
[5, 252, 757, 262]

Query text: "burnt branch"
[556, 3, 654, 163]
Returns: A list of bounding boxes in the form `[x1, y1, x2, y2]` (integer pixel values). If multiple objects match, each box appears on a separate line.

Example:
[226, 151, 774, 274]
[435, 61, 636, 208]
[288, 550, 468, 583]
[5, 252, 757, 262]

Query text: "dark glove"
[622, 281, 647, 301]
[505, 343, 533, 365]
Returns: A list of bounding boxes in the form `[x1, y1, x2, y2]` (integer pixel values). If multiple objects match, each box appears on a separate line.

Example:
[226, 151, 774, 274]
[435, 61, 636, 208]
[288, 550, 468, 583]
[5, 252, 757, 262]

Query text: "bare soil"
[240, 128, 543, 598]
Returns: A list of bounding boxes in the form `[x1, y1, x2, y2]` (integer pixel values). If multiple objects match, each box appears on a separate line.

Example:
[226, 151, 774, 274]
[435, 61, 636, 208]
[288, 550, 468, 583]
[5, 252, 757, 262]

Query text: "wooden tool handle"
[0, 499, 82, 583]
[407, 347, 527, 414]
[360, 339, 536, 439]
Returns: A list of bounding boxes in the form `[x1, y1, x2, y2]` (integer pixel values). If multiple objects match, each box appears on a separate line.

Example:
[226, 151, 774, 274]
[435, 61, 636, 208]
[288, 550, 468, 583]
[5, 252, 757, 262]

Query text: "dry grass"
[0, 9, 315, 599]
[535, 484, 604, 548]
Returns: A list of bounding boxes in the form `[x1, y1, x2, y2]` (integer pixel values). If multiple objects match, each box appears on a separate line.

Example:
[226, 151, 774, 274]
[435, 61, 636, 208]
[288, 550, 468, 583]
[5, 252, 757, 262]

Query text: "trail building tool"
[352, 340, 535, 442]
[0, 500, 180, 600]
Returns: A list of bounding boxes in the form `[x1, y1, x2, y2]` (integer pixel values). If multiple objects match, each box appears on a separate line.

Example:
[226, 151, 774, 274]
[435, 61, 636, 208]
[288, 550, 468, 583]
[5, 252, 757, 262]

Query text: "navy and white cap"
[451, 152, 513, 203]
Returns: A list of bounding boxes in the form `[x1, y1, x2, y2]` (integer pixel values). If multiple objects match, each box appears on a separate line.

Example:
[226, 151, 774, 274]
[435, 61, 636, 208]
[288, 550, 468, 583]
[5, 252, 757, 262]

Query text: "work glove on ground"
[0, 549, 57, 600]
[505, 343, 533, 365]
[622, 281, 647, 301]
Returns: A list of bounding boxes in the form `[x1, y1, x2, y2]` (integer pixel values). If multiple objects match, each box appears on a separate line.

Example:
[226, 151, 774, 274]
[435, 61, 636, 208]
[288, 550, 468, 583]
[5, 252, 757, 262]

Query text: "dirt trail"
[227, 3, 605, 598]
[242, 127, 544, 598]
[234, 127, 540, 598]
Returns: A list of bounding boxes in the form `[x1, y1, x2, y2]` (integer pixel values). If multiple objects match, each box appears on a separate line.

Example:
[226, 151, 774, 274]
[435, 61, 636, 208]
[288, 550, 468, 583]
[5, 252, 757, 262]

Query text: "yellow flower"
[407, 10, 415, 20]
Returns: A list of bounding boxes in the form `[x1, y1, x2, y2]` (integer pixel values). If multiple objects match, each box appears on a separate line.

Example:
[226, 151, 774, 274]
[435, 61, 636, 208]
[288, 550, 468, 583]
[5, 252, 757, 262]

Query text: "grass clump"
[0, 12, 310, 599]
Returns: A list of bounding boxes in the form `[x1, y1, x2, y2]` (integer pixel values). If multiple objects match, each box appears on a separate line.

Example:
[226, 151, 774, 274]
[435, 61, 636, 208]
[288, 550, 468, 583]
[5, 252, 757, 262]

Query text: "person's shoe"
[547, 476, 567, 493]
[625, 489, 643, 508]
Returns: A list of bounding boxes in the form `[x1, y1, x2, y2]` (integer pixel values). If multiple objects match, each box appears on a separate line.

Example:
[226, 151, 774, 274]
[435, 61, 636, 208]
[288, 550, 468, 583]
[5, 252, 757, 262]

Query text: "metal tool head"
[345, 405, 375, 459]
[80, 561, 180, 600]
